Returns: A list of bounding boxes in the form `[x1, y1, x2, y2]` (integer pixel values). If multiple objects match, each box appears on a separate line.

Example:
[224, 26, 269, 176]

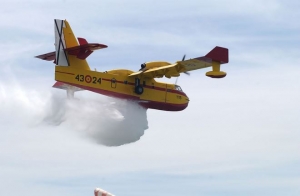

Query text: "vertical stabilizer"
[54, 19, 90, 70]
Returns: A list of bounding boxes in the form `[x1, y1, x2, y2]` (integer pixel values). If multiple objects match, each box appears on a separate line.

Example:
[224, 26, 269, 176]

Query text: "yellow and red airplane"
[36, 19, 229, 111]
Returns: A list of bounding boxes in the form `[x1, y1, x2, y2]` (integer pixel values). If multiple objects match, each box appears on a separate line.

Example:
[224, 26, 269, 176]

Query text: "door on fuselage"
[111, 78, 117, 88]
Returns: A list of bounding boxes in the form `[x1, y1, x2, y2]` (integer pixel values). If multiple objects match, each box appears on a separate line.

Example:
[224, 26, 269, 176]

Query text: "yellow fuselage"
[55, 66, 189, 111]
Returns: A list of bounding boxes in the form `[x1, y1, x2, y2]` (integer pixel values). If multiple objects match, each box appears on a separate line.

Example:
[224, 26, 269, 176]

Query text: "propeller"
[181, 54, 190, 76]
[175, 54, 190, 85]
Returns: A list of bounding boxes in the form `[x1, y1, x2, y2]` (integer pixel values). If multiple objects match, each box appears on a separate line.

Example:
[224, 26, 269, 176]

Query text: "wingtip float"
[36, 19, 229, 112]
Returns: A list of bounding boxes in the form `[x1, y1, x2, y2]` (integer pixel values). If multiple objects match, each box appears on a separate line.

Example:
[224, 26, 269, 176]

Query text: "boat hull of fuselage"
[139, 100, 188, 111]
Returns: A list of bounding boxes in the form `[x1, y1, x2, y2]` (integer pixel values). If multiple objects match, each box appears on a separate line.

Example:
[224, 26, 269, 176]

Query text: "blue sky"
[0, 0, 299, 196]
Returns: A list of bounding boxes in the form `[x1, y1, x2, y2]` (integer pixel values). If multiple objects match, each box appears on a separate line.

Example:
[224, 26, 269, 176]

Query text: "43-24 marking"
[75, 74, 101, 84]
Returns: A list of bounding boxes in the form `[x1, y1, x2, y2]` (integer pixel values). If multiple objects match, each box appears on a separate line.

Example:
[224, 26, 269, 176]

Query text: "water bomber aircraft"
[36, 19, 229, 111]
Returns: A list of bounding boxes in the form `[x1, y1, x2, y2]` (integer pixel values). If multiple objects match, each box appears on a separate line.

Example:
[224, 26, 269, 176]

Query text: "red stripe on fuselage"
[101, 79, 187, 97]
[143, 85, 187, 97]
[59, 81, 188, 111]
[55, 71, 75, 75]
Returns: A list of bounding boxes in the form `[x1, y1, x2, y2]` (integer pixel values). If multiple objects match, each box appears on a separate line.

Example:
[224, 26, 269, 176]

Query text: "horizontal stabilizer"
[35, 51, 56, 61]
[36, 43, 107, 61]
[66, 42, 107, 60]
[35, 38, 107, 61]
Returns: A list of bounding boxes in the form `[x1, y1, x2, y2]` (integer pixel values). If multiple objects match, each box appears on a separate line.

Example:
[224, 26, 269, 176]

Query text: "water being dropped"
[44, 95, 149, 146]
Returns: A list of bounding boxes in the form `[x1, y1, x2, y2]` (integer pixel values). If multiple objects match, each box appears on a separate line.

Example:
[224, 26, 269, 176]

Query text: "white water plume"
[44, 95, 148, 146]
[0, 82, 148, 146]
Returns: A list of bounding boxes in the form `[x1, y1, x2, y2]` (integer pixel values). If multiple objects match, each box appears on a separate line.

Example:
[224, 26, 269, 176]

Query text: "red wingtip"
[205, 46, 229, 64]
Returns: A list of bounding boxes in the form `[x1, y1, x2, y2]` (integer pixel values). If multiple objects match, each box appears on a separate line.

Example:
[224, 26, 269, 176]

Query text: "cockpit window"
[175, 85, 182, 91]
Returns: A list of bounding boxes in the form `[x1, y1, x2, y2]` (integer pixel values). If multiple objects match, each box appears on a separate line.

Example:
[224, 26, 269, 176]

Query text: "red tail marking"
[205, 46, 229, 64]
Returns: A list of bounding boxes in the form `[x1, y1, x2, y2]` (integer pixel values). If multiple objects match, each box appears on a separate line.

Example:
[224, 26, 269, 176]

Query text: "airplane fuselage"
[55, 66, 189, 111]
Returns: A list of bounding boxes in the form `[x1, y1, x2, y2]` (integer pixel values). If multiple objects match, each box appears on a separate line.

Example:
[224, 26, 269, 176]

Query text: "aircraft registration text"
[75, 74, 101, 84]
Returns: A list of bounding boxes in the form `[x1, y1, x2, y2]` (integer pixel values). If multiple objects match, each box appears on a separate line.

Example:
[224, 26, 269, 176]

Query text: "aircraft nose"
[186, 96, 190, 102]
[182, 93, 189, 109]
[183, 93, 189, 102]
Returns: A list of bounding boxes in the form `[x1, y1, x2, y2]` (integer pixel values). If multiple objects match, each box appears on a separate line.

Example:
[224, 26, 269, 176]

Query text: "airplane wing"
[129, 46, 229, 79]
[129, 63, 181, 78]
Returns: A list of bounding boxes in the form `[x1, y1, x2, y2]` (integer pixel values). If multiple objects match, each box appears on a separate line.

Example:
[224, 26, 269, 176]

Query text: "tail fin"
[36, 19, 108, 70]
[54, 19, 90, 70]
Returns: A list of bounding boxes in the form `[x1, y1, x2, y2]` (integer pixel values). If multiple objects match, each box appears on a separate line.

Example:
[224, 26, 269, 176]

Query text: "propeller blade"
[174, 54, 189, 85]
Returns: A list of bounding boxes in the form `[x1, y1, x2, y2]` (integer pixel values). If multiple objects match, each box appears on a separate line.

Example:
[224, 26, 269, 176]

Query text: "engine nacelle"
[206, 61, 227, 78]
[141, 61, 171, 70]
